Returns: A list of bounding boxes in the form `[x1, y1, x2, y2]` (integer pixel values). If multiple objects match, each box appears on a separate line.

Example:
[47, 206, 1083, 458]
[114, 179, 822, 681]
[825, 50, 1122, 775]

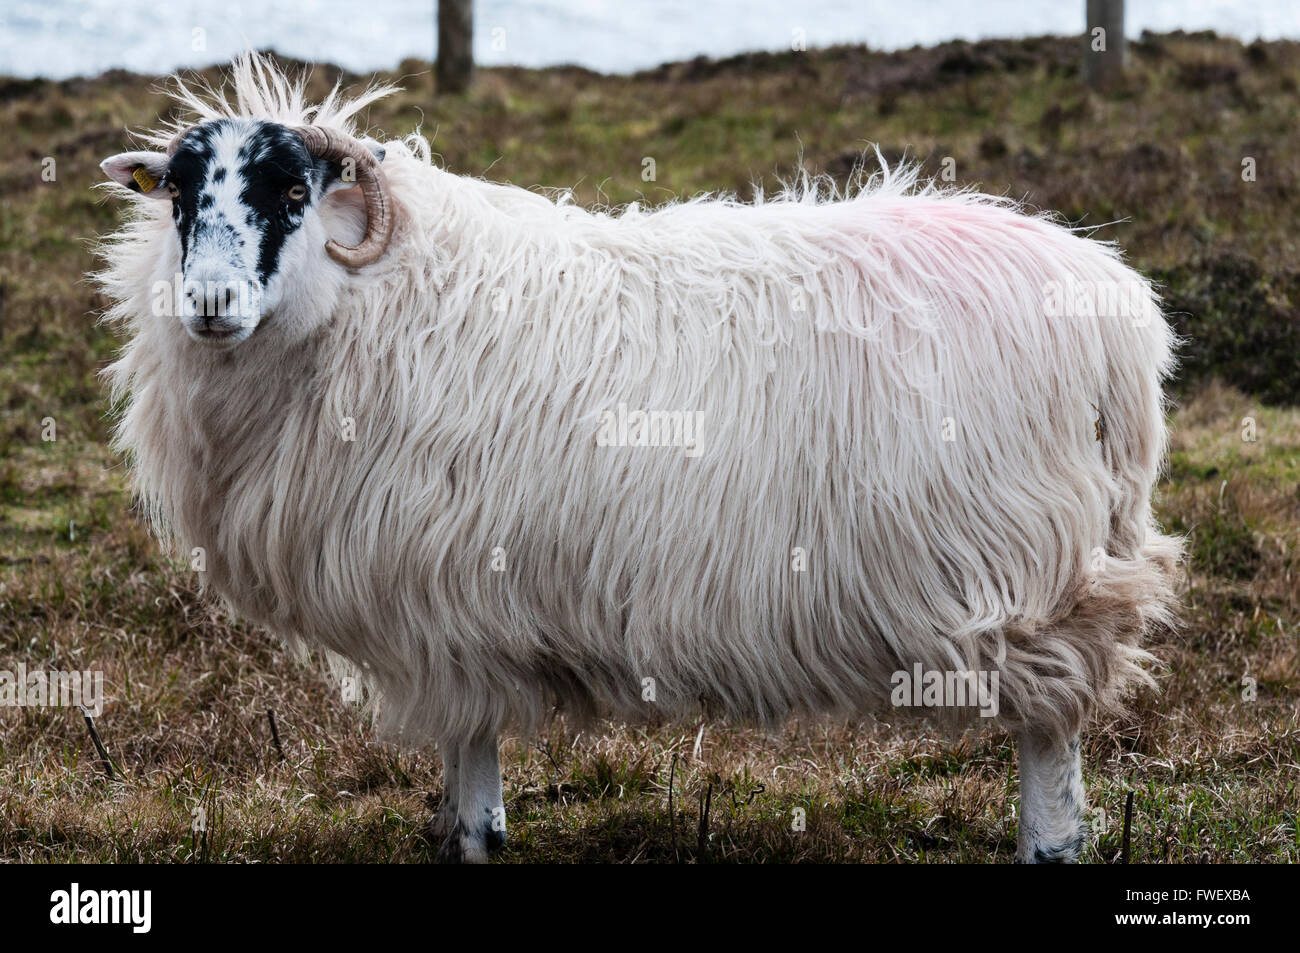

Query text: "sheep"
[96, 54, 1180, 863]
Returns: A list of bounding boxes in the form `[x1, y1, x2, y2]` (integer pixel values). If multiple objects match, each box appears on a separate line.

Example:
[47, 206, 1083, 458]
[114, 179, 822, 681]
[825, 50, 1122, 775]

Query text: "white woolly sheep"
[97, 54, 1179, 863]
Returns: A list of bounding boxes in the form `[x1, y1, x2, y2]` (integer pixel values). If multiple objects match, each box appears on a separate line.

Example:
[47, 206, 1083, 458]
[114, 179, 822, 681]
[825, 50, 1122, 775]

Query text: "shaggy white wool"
[98, 55, 1180, 748]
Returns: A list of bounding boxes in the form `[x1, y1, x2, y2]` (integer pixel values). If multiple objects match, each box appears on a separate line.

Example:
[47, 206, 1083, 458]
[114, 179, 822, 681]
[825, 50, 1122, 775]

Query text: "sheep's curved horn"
[166, 129, 188, 155]
[294, 125, 394, 268]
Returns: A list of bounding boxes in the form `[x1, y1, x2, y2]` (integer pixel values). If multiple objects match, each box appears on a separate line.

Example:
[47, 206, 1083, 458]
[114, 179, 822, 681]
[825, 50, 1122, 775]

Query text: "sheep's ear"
[324, 138, 386, 194]
[100, 151, 171, 198]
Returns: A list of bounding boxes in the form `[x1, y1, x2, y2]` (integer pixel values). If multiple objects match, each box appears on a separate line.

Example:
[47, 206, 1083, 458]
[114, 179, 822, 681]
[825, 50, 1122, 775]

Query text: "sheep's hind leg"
[1015, 731, 1088, 863]
[435, 735, 505, 864]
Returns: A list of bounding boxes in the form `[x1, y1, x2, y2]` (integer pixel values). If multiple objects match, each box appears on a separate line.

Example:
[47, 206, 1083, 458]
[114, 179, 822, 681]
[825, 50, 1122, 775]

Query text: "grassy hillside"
[1, 32, 1297, 862]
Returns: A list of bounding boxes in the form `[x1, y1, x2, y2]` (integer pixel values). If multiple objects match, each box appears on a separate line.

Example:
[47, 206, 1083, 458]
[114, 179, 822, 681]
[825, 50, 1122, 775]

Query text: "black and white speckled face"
[164, 119, 330, 345]
[172, 122, 325, 282]
[102, 118, 384, 349]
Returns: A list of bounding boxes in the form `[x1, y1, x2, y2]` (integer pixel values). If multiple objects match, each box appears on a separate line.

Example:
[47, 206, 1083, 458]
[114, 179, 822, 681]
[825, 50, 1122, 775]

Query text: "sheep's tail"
[1095, 284, 1183, 675]
[993, 286, 1182, 741]
[1095, 281, 1176, 553]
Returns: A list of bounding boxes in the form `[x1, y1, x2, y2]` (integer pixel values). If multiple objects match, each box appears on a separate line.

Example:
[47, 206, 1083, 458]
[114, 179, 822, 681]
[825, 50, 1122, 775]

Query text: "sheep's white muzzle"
[180, 264, 263, 348]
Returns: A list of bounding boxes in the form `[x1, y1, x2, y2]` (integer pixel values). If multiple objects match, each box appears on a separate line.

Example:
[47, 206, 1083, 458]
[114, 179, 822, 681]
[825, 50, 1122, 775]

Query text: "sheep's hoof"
[435, 821, 506, 864]
[1015, 831, 1087, 864]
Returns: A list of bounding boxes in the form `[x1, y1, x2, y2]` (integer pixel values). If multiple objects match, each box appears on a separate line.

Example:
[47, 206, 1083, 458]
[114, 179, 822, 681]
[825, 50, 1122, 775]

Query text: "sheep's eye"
[286, 184, 307, 202]
[166, 181, 180, 198]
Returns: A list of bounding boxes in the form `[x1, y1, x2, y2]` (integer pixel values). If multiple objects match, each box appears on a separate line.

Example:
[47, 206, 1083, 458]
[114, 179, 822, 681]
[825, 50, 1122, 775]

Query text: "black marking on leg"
[478, 806, 507, 854]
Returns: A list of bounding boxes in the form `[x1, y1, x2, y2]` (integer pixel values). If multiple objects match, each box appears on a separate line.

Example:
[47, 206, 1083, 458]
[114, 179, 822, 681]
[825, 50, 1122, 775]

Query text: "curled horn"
[294, 125, 395, 268]
[166, 129, 188, 156]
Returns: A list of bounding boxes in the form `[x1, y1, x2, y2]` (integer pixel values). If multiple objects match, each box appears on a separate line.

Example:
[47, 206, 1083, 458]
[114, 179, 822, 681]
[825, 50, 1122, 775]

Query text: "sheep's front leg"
[435, 735, 505, 864]
[429, 738, 461, 841]
[1015, 731, 1087, 863]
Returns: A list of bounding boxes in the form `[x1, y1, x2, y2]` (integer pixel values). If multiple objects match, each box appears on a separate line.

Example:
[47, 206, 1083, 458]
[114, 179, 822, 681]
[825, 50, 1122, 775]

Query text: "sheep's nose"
[184, 277, 241, 318]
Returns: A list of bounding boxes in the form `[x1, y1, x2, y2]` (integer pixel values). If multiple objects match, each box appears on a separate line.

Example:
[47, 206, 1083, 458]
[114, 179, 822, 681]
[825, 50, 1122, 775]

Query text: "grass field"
[1, 32, 1297, 862]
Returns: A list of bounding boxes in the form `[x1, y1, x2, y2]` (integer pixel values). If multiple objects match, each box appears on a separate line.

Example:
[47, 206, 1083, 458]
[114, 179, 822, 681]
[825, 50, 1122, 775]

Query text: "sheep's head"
[100, 119, 391, 348]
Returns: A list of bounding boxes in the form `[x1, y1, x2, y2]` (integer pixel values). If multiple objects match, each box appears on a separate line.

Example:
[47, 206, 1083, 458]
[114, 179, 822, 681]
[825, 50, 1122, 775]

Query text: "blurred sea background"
[2, 0, 1298, 79]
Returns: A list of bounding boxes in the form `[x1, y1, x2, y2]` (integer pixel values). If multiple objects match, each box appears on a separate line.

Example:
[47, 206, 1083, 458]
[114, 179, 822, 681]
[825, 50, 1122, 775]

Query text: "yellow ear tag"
[131, 166, 157, 193]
